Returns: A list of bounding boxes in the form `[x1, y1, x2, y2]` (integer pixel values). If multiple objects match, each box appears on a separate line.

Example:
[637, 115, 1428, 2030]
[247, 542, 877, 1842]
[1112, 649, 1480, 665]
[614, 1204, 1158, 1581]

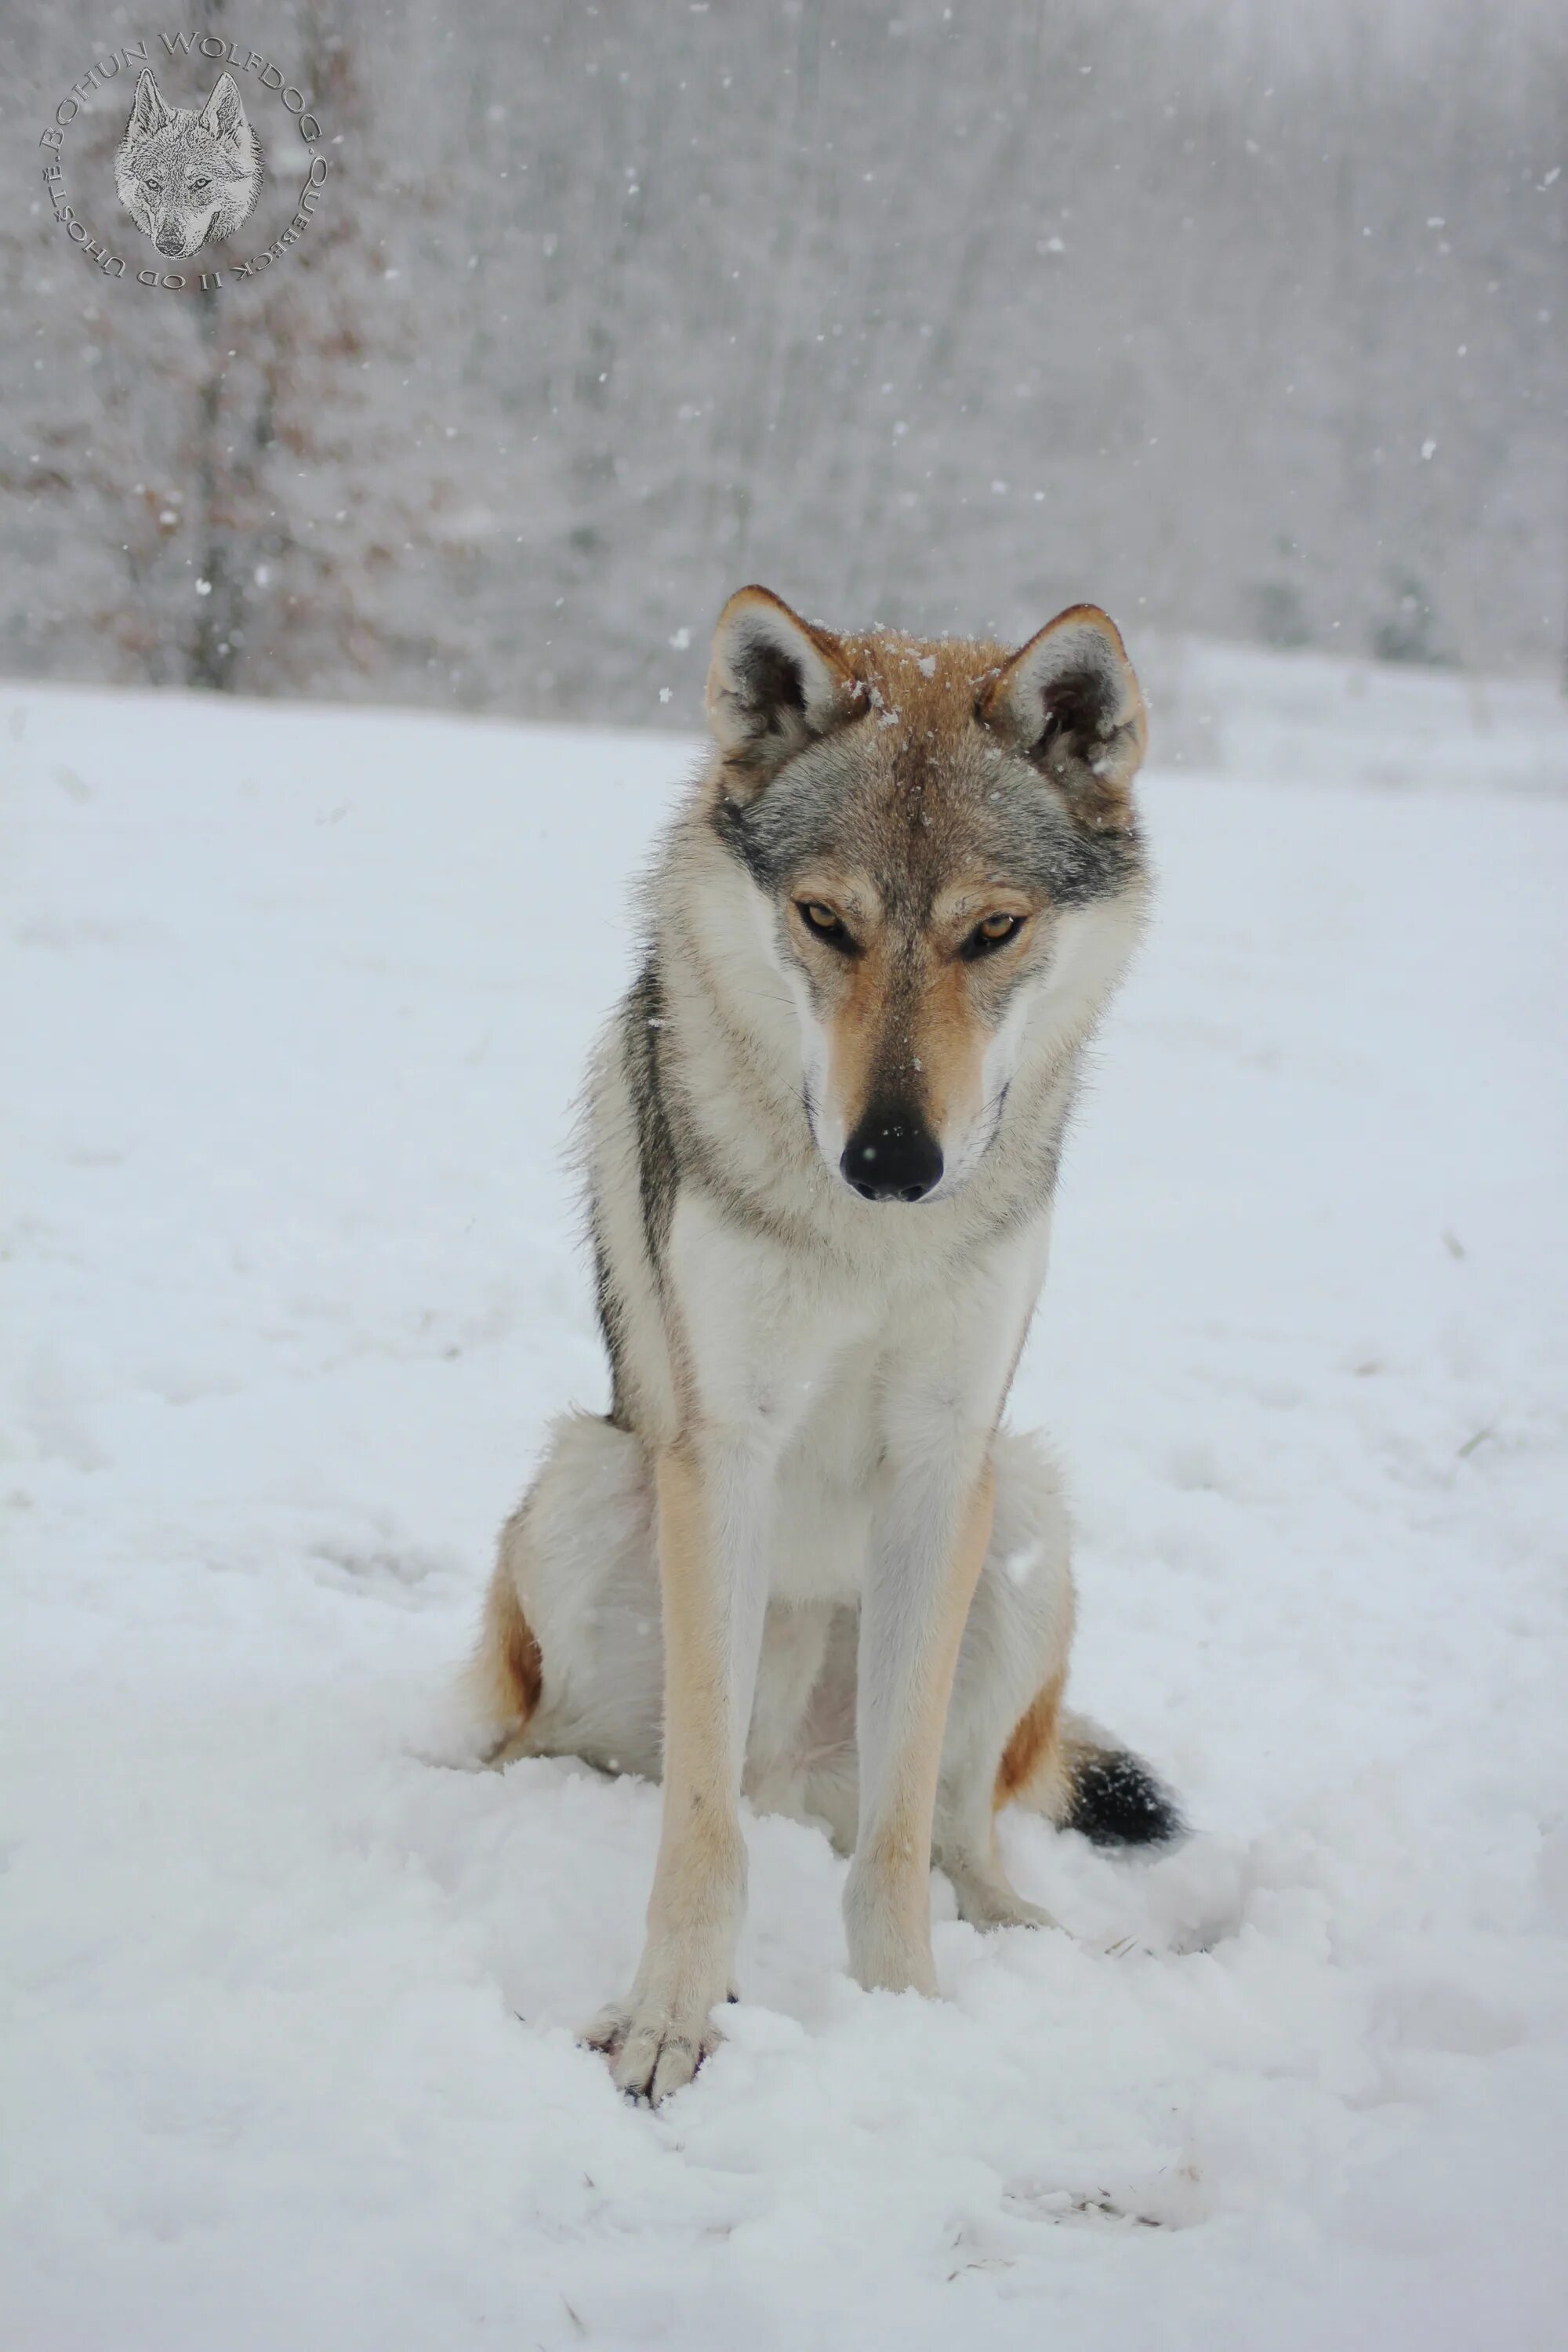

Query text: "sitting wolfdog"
[463, 588, 1181, 2103]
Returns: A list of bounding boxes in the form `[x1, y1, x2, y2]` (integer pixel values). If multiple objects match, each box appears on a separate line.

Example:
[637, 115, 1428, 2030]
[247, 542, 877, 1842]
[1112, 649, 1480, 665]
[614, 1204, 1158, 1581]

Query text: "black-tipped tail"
[1064, 1746, 1185, 1849]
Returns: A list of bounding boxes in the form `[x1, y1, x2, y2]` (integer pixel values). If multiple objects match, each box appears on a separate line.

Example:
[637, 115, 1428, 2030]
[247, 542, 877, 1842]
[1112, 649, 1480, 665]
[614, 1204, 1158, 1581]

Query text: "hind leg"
[469, 1422, 847, 1808]
[931, 1428, 1184, 1924]
[931, 1428, 1183, 1925]
[463, 1411, 665, 1779]
[931, 1428, 1076, 1929]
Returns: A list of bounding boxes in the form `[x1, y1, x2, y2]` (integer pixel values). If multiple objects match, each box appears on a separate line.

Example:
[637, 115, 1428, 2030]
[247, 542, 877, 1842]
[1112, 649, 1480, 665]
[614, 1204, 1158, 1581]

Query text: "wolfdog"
[114, 71, 262, 260]
[463, 587, 1181, 2103]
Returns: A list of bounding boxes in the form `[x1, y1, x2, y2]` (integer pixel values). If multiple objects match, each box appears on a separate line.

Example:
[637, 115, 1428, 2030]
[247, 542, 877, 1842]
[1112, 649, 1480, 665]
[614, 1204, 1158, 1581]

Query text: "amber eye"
[799, 898, 860, 955]
[964, 911, 1023, 958]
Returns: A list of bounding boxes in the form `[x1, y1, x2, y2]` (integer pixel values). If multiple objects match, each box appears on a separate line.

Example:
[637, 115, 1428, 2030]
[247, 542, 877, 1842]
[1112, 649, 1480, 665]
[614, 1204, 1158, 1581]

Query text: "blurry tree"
[1370, 568, 1453, 669]
[2, 0, 1563, 717]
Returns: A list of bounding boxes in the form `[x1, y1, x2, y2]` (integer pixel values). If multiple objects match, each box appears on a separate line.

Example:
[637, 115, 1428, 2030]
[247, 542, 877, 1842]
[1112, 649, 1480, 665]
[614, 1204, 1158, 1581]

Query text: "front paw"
[583, 1990, 727, 2107]
[843, 1861, 940, 1997]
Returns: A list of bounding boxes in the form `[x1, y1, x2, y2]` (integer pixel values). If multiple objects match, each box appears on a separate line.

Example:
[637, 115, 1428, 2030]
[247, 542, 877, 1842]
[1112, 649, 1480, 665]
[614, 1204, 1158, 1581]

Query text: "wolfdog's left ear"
[979, 605, 1146, 832]
[200, 73, 249, 148]
[706, 586, 864, 789]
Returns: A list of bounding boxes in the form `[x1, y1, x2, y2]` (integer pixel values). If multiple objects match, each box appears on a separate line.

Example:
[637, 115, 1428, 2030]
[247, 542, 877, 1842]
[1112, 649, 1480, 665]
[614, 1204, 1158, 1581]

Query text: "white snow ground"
[3, 671, 1567, 2351]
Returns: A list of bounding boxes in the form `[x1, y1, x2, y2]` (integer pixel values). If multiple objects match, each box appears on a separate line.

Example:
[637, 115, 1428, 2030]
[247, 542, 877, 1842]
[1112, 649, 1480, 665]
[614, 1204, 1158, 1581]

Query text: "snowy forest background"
[2, 0, 1564, 725]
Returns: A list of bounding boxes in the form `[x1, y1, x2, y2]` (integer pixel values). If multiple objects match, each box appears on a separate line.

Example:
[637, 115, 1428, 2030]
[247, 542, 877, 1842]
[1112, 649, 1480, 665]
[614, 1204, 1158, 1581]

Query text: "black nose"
[154, 231, 183, 256]
[840, 1112, 943, 1203]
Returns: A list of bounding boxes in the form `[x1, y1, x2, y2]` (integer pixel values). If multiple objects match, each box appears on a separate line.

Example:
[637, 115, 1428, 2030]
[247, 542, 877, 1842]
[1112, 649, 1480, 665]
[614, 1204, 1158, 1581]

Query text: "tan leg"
[586, 1435, 771, 2103]
[844, 1457, 996, 1993]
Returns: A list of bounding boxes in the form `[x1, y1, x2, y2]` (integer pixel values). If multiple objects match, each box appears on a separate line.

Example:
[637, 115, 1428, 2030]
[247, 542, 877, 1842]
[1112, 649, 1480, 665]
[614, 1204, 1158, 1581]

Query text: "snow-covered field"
[1144, 637, 1568, 795]
[4, 674, 1566, 2351]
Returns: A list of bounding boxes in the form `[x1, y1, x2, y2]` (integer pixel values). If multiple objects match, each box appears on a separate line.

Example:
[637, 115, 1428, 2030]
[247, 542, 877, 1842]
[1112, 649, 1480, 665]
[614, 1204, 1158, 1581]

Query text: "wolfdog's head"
[702, 588, 1151, 1206]
[115, 71, 262, 260]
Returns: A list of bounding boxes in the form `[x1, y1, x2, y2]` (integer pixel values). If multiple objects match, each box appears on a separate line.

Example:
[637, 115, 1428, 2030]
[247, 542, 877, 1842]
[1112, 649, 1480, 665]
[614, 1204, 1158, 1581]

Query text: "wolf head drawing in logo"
[115, 70, 263, 259]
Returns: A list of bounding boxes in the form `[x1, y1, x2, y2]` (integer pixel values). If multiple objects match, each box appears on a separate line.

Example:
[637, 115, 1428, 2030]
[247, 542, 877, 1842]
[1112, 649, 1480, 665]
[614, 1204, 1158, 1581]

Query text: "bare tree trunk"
[186, 288, 244, 691]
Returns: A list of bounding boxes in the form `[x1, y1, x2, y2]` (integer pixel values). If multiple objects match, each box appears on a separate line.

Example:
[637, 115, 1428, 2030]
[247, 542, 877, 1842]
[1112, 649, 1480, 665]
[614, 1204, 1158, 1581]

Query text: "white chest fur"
[666, 1189, 1052, 1606]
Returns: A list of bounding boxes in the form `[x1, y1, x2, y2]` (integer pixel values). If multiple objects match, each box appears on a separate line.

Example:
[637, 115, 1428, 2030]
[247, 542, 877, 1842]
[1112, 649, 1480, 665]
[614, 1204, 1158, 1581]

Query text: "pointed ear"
[129, 71, 172, 137]
[978, 604, 1146, 832]
[706, 586, 864, 789]
[199, 73, 249, 148]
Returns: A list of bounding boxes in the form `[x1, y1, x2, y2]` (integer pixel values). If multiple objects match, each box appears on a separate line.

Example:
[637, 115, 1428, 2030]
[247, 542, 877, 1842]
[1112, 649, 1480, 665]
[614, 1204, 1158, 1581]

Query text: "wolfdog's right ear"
[706, 586, 864, 789]
[128, 71, 172, 137]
